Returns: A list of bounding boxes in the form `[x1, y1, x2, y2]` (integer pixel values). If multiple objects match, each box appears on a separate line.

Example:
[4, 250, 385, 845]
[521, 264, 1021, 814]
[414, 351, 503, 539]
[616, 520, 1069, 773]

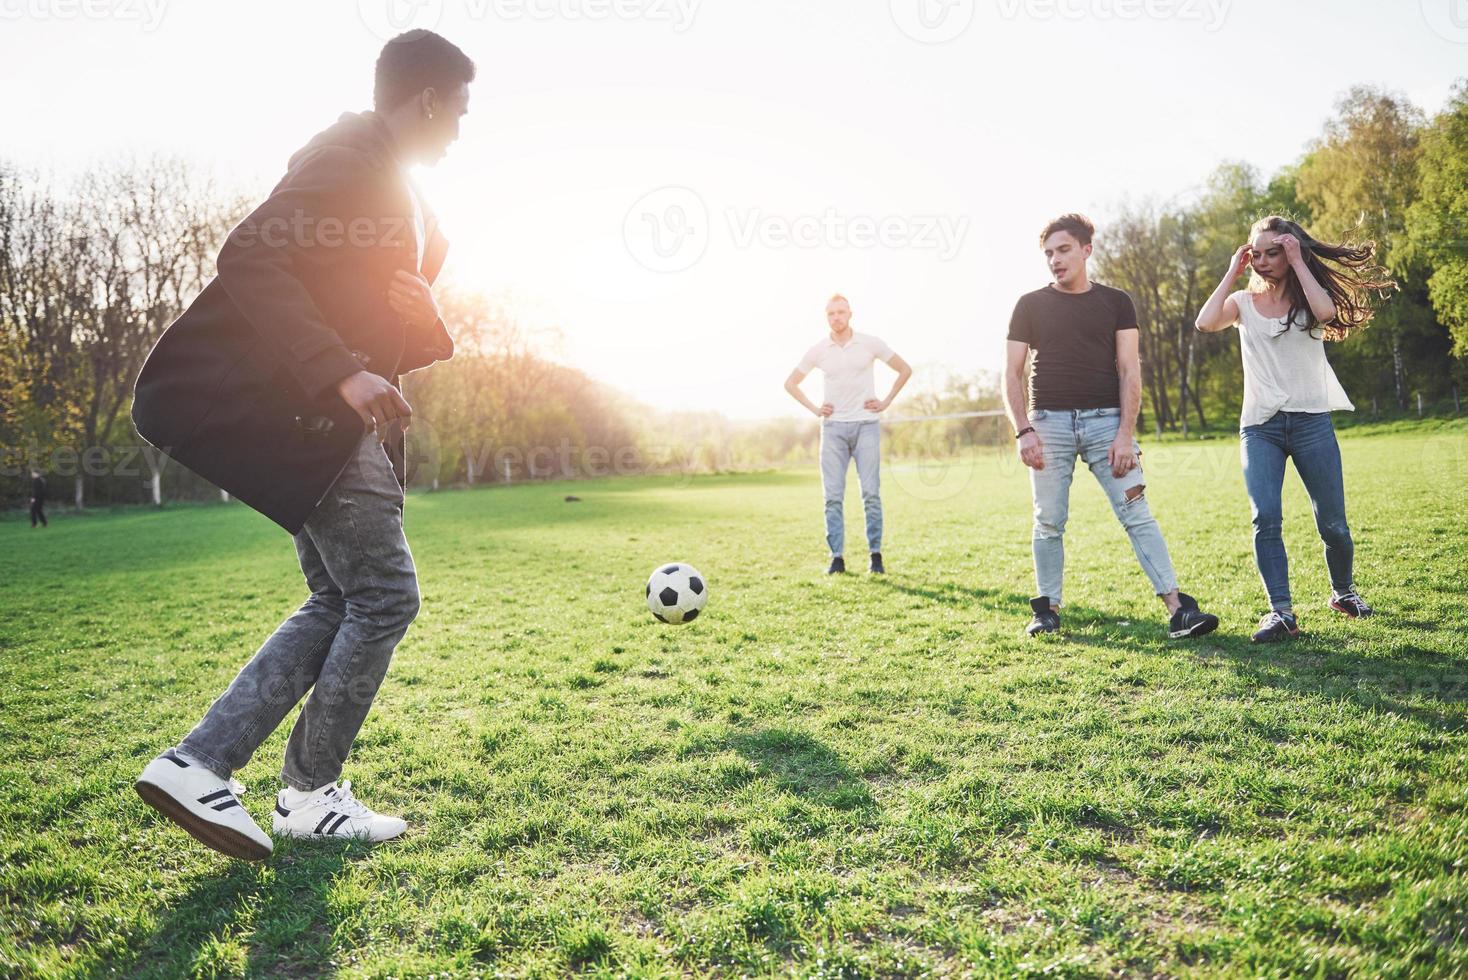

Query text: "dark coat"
[132, 112, 453, 534]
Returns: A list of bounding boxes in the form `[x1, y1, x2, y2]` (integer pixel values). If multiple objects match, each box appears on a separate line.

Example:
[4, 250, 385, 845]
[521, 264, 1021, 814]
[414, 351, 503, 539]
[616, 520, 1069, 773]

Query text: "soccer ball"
[646, 562, 708, 624]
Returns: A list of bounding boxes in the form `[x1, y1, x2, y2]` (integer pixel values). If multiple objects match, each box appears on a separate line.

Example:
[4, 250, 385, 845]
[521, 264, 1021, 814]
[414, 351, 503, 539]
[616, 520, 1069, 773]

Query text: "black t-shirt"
[1007, 283, 1138, 411]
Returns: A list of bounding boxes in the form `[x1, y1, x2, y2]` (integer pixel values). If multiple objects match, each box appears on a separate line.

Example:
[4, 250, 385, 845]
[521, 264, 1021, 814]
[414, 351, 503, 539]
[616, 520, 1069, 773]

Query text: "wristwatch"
[1014, 426, 1035, 440]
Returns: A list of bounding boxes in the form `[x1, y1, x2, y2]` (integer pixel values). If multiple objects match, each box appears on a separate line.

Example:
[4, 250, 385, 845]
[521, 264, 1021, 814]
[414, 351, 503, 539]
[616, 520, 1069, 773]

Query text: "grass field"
[3, 424, 1467, 978]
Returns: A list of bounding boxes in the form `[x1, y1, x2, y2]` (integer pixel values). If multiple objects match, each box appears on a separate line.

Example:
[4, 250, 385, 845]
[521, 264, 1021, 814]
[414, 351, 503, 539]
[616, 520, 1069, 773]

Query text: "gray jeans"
[1029, 408, 1178, 605]
[179, 433, 420, 791]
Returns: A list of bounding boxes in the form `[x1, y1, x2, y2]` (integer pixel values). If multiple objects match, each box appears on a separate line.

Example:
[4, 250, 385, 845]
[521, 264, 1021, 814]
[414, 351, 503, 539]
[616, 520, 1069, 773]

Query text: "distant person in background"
[29, 470, 47, 528]
[130, 30, 473, 861]
[1004, 213, 1219, 640]
[784, 294, 912, 575]
[1195, 215, 1395, 643]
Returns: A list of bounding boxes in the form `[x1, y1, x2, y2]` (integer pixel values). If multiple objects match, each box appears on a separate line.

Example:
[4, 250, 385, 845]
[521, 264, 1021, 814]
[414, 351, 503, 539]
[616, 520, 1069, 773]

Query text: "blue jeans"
[1029, 408, 1179, 605]
[179, 433, 420, 791]
[1240, 411, 1354, 611]
[821, 420, 882, 557]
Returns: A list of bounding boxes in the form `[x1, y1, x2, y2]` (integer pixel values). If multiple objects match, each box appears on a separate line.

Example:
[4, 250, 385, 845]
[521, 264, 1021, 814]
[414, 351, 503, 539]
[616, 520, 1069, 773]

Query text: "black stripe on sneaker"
[327, 813, 351, 835]
[212, 799, 241, 811]
[197, 789, 233, 804]
[162, 750, 190, 768]
[275, 802, 291, 817]
[313, 812, 337, 835]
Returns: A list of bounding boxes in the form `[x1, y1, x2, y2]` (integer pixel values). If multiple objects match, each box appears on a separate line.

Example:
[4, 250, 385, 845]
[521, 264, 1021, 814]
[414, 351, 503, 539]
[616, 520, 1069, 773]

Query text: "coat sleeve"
[215, 146, 381, 399]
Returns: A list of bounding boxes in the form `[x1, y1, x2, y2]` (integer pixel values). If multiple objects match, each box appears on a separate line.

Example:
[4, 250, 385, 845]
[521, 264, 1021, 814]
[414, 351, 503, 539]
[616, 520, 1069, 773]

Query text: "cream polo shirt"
[796, 332, 897, 423]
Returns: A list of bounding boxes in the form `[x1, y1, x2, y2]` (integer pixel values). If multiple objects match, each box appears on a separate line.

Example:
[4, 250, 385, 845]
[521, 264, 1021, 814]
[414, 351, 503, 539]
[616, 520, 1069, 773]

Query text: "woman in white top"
[1196, 216, 1395, 644]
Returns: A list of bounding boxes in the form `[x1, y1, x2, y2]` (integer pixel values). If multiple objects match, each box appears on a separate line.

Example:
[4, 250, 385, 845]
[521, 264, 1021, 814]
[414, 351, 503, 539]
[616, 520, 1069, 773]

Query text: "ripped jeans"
[1028, 408, 1179, 606]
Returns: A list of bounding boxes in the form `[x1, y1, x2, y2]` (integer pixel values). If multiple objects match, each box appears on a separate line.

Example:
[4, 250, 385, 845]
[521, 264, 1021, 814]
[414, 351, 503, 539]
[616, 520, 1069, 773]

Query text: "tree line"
[1093, 82, 1468, 435]
[3, 81, 1466, 510]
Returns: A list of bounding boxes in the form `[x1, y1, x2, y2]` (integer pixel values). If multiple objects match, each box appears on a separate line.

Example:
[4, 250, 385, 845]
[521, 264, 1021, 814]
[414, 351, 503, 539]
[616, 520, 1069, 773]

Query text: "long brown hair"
[1249, 215, 1396, 342]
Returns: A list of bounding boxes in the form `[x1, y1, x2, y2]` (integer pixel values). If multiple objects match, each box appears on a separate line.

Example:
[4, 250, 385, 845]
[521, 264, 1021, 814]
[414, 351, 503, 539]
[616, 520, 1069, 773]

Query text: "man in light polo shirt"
[784, 294, 912, 574]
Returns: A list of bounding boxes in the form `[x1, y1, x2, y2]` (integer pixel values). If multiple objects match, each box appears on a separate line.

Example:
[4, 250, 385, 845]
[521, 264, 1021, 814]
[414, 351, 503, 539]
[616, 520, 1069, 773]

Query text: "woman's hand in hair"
[1196, 247, 1250, 332]
[1228, 244, 1253, 280]
[1273, 234, 1304, 268]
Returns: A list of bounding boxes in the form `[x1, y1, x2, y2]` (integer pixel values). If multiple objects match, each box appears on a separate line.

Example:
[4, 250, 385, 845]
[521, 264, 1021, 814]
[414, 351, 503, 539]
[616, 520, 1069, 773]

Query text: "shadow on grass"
[722, 728, 876, 813]
[1205, 639, 1468, 734]
[98, 839, 375, 979]
[865, 574, 1031, 614]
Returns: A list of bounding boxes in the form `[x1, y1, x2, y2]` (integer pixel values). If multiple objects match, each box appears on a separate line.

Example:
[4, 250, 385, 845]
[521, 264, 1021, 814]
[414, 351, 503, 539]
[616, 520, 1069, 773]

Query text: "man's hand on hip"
[336, 371, 412, 442]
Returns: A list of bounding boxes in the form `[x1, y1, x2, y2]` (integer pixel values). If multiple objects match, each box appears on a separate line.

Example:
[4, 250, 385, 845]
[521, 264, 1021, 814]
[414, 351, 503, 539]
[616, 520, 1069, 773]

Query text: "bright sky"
[2, 0, 1463, 418]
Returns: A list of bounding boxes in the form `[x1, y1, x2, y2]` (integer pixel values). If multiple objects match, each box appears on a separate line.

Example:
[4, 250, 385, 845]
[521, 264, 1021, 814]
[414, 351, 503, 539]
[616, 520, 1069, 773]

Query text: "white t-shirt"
[796, 332, 897, 422]
[1230, 290, 1353, 428]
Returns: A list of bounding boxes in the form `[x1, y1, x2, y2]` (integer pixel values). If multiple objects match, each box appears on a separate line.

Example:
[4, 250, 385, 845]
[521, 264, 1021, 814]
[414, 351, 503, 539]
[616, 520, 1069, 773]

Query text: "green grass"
[3, 425, 1467, 978]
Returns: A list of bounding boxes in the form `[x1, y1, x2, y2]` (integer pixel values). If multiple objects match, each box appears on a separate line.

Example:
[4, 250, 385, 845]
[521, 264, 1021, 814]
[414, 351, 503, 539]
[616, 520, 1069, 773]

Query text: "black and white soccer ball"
[646, 562, 708, 624]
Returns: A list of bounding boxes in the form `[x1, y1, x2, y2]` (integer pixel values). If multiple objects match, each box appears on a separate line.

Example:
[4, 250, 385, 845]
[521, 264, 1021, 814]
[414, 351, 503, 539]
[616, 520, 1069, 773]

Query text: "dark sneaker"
[827, 556, 846, 575]
[1168, 593, 1219, 639]
[1251, 610, 1300, 644]
[869, 552, 885, 575]
[1329, 590, 1373, 618]
[1026, 596, 1060, 636]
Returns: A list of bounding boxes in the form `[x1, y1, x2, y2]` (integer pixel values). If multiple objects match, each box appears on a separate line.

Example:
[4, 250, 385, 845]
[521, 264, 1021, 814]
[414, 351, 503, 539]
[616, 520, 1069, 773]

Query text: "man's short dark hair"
[374, 30, 476, 112]
[1040, 213, 1095, 247]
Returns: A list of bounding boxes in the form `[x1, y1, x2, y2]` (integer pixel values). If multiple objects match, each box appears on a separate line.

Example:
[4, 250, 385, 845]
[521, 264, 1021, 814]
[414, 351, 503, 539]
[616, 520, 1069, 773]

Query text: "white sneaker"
[134, 749, 272, 861]
[272, 780, 407, 843]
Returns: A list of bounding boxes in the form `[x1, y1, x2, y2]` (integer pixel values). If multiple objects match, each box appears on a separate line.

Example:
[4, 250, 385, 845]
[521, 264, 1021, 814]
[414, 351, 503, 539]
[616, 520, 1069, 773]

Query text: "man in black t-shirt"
[1002, 213, 1217, 640]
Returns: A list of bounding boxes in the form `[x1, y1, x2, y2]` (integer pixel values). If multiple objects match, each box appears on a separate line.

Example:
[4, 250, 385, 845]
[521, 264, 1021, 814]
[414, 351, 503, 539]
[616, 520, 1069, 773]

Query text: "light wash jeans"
[1029, 408, 1178, 605]
[1240, 410, 1354, 611]
[179, 432, 420, 791]
[821, 420, 882, 557]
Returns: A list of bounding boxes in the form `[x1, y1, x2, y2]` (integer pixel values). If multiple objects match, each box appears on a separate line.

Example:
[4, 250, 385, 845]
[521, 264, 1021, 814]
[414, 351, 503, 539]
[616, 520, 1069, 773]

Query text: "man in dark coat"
[132, 31, 474, 861]
[29, 470, 47, 528]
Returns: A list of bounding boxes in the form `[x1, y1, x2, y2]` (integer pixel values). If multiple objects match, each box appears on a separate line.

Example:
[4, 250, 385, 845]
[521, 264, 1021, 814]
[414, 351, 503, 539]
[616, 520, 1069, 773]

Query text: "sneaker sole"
[134, 779, 271, 861]
[273, 825, 406, 844]
[1169, 617, 1219, 640]
[1329, 600, 1372, 619]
